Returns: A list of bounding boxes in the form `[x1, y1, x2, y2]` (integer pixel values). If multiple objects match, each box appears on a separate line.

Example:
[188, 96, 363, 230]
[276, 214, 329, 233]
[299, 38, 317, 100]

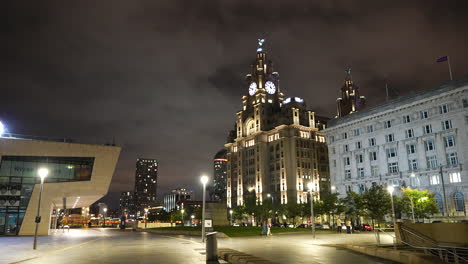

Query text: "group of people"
[336, 218, 353, 234]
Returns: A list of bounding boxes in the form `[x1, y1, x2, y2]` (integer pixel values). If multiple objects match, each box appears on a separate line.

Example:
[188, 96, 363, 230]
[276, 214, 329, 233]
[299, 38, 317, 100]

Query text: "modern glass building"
[0, 136, 120, 236]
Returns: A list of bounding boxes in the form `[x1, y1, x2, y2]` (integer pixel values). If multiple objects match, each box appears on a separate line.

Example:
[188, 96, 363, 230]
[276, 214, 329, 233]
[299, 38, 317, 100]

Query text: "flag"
[437, 56, 448, 63]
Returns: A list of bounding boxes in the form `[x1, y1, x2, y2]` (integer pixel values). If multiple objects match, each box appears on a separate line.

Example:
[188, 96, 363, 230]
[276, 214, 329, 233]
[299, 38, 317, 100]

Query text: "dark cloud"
[3, 0, 468, 204]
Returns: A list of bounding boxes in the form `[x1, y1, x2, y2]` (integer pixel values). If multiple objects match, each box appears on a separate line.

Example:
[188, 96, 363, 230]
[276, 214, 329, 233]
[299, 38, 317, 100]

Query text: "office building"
[225, 40, 330, 208]
[134, 158, 158, 216]
[0, 136, 120, 235]
[163, 188, 192, 212]
[119, 191, 135, 216]
[211, 149, 227, 201]
[325, 77, 468, 217]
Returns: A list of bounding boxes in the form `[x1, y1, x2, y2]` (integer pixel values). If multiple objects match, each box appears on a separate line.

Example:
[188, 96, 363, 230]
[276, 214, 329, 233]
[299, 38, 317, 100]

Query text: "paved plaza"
[0, 229, 395, 264]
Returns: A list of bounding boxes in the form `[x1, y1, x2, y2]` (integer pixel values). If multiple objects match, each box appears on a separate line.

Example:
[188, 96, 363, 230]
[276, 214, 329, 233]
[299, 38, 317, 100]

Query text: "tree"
[400, 187, 438, 221]
[362, 185, 392, 244]
[342, 191, 365, 229]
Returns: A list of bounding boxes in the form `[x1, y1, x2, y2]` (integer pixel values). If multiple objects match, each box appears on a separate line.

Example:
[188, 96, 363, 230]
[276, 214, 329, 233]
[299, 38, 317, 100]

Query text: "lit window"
[449, 172, 461, 183]
[430, 175, 440, 185]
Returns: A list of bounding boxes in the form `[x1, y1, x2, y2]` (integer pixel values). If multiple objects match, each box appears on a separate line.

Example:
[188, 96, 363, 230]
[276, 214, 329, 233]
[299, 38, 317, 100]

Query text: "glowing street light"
[200, 175, 208, 242]
[387, 185, 397, 250]
[229, 209, 233, 226]
[307, 182, 315, 239]
[33, 168, 48, 250]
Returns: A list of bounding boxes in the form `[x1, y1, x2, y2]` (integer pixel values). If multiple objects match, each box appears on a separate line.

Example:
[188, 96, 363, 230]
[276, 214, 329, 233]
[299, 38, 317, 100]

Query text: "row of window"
[343, 155, 459, 178]
[332, 99, 468, 142]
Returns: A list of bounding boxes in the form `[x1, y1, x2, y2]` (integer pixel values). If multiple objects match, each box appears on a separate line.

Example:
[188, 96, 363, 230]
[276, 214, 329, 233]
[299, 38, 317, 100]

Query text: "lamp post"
[229, 209, 233, 226]
[33, 168, 48, 250]
[201, 175, 208, 242]
[307, 182, 315, 239]
[144, 208, 149, 228]
[387, 185, 397, 250]
[103, 208, 107, 228]
[181, 208, 185, 227]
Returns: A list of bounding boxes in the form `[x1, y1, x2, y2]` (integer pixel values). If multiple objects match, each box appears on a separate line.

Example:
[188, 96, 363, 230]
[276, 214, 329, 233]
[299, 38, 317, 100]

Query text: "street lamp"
[307, 182, 315, 239]
[103, 208, 108, 228]
[191, 215, 195, 226]
[331, 185, 336, 193]
[181, 208, 185, 227]
[144, 208, 149, 228]
[387, 185, 397, 250]
[200, 175, 208, 242]
[33, 168, 48, 250]
[229, 209, 233, 226]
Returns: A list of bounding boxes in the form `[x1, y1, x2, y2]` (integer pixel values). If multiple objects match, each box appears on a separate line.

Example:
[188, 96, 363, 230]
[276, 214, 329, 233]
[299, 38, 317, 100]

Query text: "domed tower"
[336, 68, 366, 117]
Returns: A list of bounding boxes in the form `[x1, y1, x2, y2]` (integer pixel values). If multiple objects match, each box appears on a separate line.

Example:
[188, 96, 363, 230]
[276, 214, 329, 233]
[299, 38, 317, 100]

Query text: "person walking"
[336, 218, 342, 233]
[346, 219, 352, 234]
[261, 221, 267, 236]
[267, 222, 272, 236]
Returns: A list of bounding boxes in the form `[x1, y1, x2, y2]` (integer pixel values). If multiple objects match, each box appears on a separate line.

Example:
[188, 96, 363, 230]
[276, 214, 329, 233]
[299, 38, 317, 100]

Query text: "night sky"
[3, 1, 468, 205]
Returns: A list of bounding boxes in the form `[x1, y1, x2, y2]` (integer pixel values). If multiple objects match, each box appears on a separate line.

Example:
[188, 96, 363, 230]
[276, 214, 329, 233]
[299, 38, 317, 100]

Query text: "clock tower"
[225, 40, 331, 208]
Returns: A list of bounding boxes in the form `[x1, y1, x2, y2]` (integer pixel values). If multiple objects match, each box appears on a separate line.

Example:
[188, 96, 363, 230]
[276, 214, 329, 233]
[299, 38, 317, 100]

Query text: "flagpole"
[447, 56, 453, 81]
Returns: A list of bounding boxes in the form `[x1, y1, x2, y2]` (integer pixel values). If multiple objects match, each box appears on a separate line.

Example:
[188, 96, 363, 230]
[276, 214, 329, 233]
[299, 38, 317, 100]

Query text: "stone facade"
[225, 40, 330, 208]
[325, 78, 468, 218]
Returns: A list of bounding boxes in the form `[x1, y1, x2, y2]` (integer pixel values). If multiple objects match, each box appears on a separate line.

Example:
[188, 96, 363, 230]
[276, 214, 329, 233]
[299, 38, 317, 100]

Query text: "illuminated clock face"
[265, 81, 276, 94]
[249, 82, 257, 96]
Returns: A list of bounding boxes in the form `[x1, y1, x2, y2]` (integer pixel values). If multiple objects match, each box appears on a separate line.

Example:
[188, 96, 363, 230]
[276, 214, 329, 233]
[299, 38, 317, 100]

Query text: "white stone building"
[325, 78, 468, 218]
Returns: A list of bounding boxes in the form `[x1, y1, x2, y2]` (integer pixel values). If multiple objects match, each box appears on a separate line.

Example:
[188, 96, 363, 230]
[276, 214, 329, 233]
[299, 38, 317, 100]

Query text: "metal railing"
[377, 225, 468, 263]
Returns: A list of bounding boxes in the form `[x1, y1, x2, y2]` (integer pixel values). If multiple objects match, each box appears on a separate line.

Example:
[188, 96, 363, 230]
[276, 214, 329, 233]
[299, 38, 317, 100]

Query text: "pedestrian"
[267, 222, 272, 236]
[261, 221, 267, 236]
[346, 219, 351, 234]
[336, 218, 342, 233]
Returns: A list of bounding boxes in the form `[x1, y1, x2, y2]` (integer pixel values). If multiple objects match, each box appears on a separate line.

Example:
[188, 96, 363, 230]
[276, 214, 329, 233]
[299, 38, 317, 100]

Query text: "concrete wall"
[402, 222, 468, 246]
[207, 203, 229, 226]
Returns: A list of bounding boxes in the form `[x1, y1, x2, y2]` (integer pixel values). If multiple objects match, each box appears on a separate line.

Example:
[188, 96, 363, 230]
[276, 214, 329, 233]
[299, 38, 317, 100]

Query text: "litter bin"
[206, 232, 218, 263]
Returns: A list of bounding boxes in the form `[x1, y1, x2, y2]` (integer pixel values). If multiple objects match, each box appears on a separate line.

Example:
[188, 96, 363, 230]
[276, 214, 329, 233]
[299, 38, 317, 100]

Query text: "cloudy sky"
[3, 0, 468, 204]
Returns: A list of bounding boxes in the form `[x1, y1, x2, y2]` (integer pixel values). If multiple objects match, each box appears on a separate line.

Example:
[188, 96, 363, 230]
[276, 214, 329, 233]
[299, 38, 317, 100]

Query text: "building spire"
[345, 67, 352, 82]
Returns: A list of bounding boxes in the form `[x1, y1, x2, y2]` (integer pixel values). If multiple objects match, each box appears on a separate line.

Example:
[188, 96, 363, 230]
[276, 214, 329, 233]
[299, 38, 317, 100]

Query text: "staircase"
[397, 223, 468, 263]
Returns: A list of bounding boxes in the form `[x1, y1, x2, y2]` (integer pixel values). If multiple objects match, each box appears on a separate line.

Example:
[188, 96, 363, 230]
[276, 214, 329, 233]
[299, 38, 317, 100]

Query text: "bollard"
[206, 232, 219, 264]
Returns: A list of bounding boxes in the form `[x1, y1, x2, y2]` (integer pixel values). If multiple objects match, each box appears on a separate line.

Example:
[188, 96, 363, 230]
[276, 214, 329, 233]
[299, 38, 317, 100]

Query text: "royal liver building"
[225, 40, 330, 208]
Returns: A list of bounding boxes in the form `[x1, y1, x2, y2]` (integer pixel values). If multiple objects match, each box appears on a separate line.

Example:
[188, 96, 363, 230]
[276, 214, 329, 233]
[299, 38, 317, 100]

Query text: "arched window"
[454, 192, 465, 212]
[245, 119, 256, 136]
[435, 193, 444, 214]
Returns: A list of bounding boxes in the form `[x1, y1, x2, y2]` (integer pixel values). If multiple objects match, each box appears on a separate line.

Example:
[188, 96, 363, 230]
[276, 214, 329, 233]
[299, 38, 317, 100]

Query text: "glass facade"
[0, 156, 94, 235]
